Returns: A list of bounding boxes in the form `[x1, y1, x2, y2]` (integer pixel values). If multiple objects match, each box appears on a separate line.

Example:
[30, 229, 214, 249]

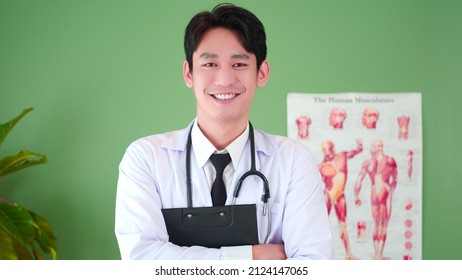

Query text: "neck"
[196, 117, 248, 150]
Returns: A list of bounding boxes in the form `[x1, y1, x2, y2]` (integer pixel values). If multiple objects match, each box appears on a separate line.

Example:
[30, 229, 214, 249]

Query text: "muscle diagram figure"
[318, 139, 363, 259]
[407, 150, 413, 181]
[354, 140, 398, 260]
[296, 116, 312, 140]
[362, 108, 379, 129]
[397, 116, 410, 140]
[329, 108, 347, 129]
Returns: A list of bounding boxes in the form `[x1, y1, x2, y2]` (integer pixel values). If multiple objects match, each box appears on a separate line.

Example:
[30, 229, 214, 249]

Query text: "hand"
[252, 244, 286, 260]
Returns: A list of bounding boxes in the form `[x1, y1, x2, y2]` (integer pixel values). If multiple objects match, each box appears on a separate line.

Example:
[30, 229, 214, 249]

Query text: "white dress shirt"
[191, 119, 249, 195]
[115, 120, 334, 260]
[191, 120, 251, 259]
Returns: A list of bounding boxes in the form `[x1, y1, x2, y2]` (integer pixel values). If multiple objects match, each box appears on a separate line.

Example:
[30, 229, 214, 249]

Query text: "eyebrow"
[199, 52, 218, 59]
[232, 53, 250, 59]
[199, 52, 250, 60]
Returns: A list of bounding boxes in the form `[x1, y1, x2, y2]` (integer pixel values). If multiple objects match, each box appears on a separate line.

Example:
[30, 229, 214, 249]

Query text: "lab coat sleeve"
[282, 142, 334, 259]
[115, 140, 221, 260]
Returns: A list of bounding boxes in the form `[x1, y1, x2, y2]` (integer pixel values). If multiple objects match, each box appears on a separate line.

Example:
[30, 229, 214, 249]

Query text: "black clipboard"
[161, 204, 258, 248]
[161, 123, 262, 248]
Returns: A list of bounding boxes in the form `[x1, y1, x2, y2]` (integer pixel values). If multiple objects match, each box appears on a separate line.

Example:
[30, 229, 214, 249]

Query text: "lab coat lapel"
[160, 121, 212, 207]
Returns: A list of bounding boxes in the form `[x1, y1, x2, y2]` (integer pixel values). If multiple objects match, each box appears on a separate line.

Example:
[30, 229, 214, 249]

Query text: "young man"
[115, 3, 333, 260]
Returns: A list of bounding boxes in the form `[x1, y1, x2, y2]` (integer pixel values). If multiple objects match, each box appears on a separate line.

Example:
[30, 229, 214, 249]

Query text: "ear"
[183, 60, 193, 88]
[257, 60, 270, 87]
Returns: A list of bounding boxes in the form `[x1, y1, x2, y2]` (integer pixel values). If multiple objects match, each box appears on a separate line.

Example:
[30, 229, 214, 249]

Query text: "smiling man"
[115, 3, 333, 260]
[183, 27, 269, 150]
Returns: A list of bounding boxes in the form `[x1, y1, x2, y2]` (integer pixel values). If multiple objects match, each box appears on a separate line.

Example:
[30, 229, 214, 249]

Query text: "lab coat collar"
[191, 119, 249, 171]
[252, 127, 274, 157]
[159, 120, 275, 158]
[159, 121, 192, 151]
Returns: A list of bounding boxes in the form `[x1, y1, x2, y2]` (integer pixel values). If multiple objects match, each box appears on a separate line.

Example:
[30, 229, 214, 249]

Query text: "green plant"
[0, 108, 57, 259]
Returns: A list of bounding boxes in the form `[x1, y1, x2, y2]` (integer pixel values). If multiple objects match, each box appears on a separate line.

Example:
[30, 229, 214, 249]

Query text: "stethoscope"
[185, 122, 272, 243]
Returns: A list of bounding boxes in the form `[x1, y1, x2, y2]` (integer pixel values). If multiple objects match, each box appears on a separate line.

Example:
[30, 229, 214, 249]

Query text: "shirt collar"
[191, 118, 249, 170]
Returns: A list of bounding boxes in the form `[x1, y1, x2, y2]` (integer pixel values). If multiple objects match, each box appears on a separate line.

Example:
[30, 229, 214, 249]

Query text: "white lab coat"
[115, 122, 334, 259]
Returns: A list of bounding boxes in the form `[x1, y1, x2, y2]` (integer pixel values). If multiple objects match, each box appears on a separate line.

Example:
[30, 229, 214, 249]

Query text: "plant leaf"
[0, 108, 33, 147]
[12, 235, 33, 259]
[0, 150, 47, 178]
[33, 245, 45, 260]
[28, 209, 58, 259]
[0, 201, 35, 245]
[0, 226, 18, 259]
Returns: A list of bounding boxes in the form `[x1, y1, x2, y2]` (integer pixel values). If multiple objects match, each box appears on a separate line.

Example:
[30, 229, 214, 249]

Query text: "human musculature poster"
[287, 93, 422, 260]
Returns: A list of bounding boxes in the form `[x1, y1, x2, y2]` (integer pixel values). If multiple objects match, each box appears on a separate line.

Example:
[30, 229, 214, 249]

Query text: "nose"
[214, 66, 236, 87]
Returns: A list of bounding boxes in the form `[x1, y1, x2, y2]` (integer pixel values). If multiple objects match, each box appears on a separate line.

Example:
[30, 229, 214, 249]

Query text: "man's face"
[183, 27, 269, 127]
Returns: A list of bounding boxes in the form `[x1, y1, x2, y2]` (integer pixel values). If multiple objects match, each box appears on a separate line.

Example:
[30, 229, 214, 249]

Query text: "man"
[318, 139, 362, 259]
[115, 3, 333, 260]
[354, 140, 397, 260]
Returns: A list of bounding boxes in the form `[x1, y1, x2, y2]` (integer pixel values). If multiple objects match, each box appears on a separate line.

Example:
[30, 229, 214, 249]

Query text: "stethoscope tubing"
[185, 122, 271, 243]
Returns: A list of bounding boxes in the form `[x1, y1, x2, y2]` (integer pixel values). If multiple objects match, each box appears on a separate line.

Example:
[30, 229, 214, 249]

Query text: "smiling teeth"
[214, 94, 236, 100]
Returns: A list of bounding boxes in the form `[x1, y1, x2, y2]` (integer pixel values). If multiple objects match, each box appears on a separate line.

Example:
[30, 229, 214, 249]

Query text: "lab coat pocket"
[256, 201, 284, 243]
[257, 201, 283, 215]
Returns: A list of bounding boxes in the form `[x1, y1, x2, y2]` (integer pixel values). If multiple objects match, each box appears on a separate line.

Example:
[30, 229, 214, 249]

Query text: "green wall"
[1, 0, 461, 259]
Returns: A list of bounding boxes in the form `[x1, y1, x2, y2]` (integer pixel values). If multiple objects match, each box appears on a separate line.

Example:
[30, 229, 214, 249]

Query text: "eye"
[232, 63, 248, 68]
[202, 63, 217, 67]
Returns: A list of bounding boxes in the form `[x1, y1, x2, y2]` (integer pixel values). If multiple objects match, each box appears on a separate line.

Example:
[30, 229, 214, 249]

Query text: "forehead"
[194, 28, 253, 58]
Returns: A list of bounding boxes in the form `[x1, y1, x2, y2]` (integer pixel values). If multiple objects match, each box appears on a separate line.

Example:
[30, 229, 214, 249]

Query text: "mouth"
[212, 93, 239, 100]
[207, 86, 244, 101]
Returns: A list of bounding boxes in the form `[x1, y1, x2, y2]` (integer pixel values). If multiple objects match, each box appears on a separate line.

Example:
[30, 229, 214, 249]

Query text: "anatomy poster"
[287, 93, 422, 260]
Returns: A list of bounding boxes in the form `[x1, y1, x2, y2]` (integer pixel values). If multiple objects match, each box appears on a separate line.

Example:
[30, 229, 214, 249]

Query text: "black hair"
[184, 3, 267, 71]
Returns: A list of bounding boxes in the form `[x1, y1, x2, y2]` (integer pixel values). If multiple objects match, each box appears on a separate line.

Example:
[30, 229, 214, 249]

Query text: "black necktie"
[210, 153, 231, 206]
